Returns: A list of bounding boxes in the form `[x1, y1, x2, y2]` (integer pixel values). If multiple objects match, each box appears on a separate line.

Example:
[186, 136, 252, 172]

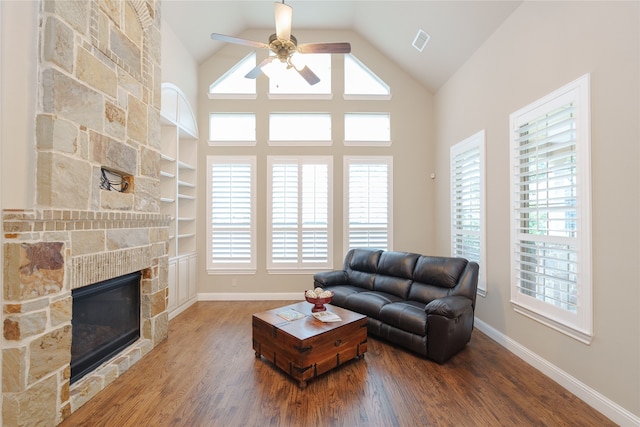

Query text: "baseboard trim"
[474, 318, 640, 427]
[198, 292, 303, 301]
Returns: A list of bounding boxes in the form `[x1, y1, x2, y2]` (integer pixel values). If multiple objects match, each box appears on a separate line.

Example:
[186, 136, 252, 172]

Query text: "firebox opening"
[71, 271, 141, 384]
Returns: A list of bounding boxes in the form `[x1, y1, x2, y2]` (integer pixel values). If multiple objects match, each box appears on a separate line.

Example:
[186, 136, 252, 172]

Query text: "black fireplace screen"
[71, 271, 141, 384]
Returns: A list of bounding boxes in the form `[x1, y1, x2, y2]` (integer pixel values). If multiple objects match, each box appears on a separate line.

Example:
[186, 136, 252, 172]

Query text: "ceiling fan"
[210, 1, 351, 85]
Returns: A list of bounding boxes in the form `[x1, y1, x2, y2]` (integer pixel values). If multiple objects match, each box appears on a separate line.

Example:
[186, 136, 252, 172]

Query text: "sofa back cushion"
[372, 251, 419, 299]
[344, 248, 382, 290]
[408, 256, 469, 304]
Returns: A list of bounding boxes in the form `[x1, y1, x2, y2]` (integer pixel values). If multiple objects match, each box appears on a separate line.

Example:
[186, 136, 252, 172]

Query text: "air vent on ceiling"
[412, 29, 431, 52]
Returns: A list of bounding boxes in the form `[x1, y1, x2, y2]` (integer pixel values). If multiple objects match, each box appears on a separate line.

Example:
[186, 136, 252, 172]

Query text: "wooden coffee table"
[252, 301, 367, 388]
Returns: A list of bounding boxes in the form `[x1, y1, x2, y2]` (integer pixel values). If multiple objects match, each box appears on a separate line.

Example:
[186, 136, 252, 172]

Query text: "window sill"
[207, 269, 256, 275]
[511, 301, 593, 345]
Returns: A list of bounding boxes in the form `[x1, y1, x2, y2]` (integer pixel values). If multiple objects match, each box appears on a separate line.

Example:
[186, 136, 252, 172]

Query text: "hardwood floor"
[61, 301, 615, 427]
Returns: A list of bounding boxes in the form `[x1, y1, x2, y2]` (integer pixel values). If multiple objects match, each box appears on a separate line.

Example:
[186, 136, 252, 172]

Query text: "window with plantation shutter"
[344, 156, 393, 251]
[509, 74, 592, 343]
[267, 156, 333, 270]
[451, 131, 486, 296]
[206, 156, 256, 272]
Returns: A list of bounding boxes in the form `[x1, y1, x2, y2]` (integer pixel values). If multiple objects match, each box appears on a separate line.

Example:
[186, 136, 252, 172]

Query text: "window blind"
[208, 160, 255, 268]
[513, 102, 579, 312]
[347, 160, 390, 250]
[269, 158, 331, 269]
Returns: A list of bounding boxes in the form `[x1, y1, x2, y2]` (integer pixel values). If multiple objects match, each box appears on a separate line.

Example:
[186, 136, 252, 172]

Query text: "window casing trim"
[266, 156, 334, 272]
[343, 156, 394, 252]
[206, 156, 257, 274]
[509, 74, 592, 343]
[450, 130, 486, 297]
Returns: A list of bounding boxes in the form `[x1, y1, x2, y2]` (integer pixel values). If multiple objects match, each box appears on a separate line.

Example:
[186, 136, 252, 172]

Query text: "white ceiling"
[162, 0, 523, 92]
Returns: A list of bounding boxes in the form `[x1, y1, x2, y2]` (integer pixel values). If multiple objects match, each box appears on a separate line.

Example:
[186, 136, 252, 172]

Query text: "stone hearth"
[2, 1, 167, 425]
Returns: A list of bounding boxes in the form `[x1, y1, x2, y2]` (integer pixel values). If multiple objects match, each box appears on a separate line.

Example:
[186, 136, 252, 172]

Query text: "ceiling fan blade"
[296, 66, 320, 85]
[274, 2, 293, 41]
[297, 42, 351, 54]
[210, 33, 268, 49]
[245, 57, 274, 79]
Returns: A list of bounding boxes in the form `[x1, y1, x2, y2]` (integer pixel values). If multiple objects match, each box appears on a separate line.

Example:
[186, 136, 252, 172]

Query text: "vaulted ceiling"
[162, 1, 522, 92]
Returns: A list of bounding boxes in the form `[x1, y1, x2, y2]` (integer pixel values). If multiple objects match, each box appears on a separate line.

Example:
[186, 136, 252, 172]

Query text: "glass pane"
[269, 53, 331, 95]
[269, 113, 331, 141]
[209, 52, 256, 95]
[344, 54, 390, 95]
[209, 114, 256, 141]
[345, 113, 390, 141]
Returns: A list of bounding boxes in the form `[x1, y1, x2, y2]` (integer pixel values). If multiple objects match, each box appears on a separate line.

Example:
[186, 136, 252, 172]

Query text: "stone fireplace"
[2, 1, 168, 425]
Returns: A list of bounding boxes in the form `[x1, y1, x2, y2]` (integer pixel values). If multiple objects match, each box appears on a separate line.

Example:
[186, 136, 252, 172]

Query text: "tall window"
[451, 130, 486, 296]
[267, 156, 333, 270]
[509, 74, 592, 343]
[206, 156, 256, 272]
[344, 156, 393, 251]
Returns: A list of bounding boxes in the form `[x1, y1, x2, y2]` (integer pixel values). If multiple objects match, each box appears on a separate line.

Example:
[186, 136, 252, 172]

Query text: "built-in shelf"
[178, 161, 196, 171]
[160, 82, 198, 260]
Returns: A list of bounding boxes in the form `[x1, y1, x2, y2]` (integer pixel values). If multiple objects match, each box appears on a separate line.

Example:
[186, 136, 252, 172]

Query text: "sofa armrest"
[425, 295, 472, 319]
[313, 270, 348, 287]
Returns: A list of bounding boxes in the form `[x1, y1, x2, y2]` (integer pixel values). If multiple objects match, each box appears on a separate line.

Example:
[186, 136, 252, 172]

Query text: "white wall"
[161, 17, 198, 116]
[1, 1, 38, 209]
[196, 29, 434, 295]
[434, 1, 639, 421]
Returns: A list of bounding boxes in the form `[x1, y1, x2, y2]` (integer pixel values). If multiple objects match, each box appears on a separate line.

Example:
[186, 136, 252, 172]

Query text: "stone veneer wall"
[2, 1, 168, 425]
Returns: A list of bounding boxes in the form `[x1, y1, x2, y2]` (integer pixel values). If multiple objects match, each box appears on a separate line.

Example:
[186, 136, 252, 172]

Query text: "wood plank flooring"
[60, 301, 615, 427]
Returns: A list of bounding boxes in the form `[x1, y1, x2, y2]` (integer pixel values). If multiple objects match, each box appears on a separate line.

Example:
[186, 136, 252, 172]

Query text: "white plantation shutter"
[451, 131, 486, 295]
[271, 162, 299, 264]
[268, 157, 332, 269]
[301, 164, 329, 263]
[509, 74, 592, 343]
[345, 157, 392, 250]
[207, 157, 256, 271]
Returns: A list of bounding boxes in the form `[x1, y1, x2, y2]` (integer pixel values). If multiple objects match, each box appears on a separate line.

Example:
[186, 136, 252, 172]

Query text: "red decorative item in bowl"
[305, 290, 334, 312]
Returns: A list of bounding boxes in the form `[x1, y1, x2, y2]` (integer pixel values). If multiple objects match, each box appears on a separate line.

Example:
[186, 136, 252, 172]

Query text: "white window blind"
[206, 156, 256, 272]
[345, 157, 392, 251]
[451, 131, 486, 295]
[509, 74, 592, 343]
[268, 157, 332, 270]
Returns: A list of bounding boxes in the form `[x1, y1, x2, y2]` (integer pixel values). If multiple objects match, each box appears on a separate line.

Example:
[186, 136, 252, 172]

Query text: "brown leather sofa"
[313, 248, 479, 363]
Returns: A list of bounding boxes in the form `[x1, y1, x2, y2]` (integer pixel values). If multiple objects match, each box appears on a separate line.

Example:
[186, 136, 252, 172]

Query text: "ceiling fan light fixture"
[412, 29, 431, 52]
[211, 1, 349, 86]
[274, 1, 293, 41]
[262, 59, 289, 80]
[288, 51, 307, 71]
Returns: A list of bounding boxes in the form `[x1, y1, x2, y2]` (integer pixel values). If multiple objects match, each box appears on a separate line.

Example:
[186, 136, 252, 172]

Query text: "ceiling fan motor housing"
[269, 33, 297, 62]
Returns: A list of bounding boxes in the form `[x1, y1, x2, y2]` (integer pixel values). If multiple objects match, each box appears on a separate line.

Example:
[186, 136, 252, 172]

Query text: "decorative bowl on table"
[305, 288, 334, 312]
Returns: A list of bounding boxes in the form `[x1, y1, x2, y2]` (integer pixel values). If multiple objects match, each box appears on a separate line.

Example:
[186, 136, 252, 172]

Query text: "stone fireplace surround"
[2, 1, 168, 425]
[3, 209, 170, 425]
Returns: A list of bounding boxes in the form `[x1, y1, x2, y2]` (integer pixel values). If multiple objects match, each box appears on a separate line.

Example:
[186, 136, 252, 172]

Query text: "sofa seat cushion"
[343, 291, 403, 318]
[379, 301, 427, 336]
[328, 285, 365, 306]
